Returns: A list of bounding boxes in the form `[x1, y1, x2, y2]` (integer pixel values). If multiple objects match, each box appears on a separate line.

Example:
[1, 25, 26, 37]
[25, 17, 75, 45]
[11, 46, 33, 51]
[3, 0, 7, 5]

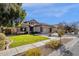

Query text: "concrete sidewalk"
[0, 39, 51, 56]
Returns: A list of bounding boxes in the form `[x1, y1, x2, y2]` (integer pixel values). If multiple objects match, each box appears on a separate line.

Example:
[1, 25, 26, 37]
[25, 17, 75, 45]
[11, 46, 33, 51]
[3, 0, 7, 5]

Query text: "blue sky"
[22, 3, 79, 25]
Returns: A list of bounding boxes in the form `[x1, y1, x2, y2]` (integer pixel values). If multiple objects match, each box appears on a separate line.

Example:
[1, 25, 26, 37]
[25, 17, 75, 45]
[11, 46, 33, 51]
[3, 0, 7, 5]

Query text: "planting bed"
[15, 38, 72, 56]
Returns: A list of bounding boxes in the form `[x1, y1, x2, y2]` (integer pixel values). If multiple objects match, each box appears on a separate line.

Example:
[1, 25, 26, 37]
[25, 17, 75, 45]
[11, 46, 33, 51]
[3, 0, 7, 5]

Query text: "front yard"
[9, 34, 48, 48]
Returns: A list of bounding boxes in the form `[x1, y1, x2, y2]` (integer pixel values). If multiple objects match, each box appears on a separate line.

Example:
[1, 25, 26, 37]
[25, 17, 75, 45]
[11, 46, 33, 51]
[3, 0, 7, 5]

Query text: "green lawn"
[9, 34, 48, 48]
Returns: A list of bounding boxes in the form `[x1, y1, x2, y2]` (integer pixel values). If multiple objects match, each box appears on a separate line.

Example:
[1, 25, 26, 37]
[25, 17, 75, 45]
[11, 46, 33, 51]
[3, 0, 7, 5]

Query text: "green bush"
[25, 48, 41, 56]
[46, 40, 61, 49]
[0, 33, 6, 50]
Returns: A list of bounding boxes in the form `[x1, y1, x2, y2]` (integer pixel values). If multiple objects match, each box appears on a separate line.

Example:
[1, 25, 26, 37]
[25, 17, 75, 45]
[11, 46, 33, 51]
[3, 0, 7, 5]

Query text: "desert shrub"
[0, 33, 6, 50]
[46, 40, 61, 49]
[25, 48, 41, 56]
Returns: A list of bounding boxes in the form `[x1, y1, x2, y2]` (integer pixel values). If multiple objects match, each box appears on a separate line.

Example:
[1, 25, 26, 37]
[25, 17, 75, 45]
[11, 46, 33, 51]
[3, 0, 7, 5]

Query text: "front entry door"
[30, 26, 34, 33]
[40, 26, 43, 33]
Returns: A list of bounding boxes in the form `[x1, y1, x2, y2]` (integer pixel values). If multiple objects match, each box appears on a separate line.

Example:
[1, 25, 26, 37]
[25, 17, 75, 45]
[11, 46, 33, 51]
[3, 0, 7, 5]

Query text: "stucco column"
[27, 26, 30, 34]
[49, 27, 52, 36]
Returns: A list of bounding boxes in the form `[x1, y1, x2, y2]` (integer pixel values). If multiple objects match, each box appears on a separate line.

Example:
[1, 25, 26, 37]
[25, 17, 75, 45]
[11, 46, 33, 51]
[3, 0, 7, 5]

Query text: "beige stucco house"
[0, 19, 58, 35]
[21, 20, 57, 34]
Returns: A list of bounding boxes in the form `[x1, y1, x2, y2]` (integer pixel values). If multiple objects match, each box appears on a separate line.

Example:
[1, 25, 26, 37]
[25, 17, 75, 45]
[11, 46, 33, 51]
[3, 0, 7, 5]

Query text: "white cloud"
[53, 4, 79, 17]
[23, 3, 79, 18]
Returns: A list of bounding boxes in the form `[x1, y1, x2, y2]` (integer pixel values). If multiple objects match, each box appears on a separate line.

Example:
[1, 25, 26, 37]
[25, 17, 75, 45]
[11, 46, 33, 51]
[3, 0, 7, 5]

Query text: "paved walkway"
[0, 39, 51, 56]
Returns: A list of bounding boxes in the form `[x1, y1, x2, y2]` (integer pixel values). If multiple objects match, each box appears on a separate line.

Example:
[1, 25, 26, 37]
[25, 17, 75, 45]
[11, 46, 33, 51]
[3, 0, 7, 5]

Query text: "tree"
[70, 22, 78, 34]
[57, 30, 64, 42]
[0, 3, 26, 27]
[57, 29, 64, 55]
[57, 23, 65, 45]
[64, 22, 78, 34]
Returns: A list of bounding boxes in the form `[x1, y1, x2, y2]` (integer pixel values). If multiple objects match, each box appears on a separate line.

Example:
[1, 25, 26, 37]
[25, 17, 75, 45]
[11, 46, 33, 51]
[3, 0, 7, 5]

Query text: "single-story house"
[21, 19, 57, 34]
[0, 19, 58, 35]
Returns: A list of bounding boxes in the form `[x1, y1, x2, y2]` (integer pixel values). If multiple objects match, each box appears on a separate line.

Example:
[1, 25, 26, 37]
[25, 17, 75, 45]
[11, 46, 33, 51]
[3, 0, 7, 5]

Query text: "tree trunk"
[60, 36, 62, 55]
[12, 20, 15, 27]
[60, 37, 62, 45]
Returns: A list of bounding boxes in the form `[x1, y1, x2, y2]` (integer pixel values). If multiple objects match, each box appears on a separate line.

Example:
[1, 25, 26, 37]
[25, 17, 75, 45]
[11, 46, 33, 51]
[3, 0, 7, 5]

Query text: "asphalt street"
[70, 41, 79, 56]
